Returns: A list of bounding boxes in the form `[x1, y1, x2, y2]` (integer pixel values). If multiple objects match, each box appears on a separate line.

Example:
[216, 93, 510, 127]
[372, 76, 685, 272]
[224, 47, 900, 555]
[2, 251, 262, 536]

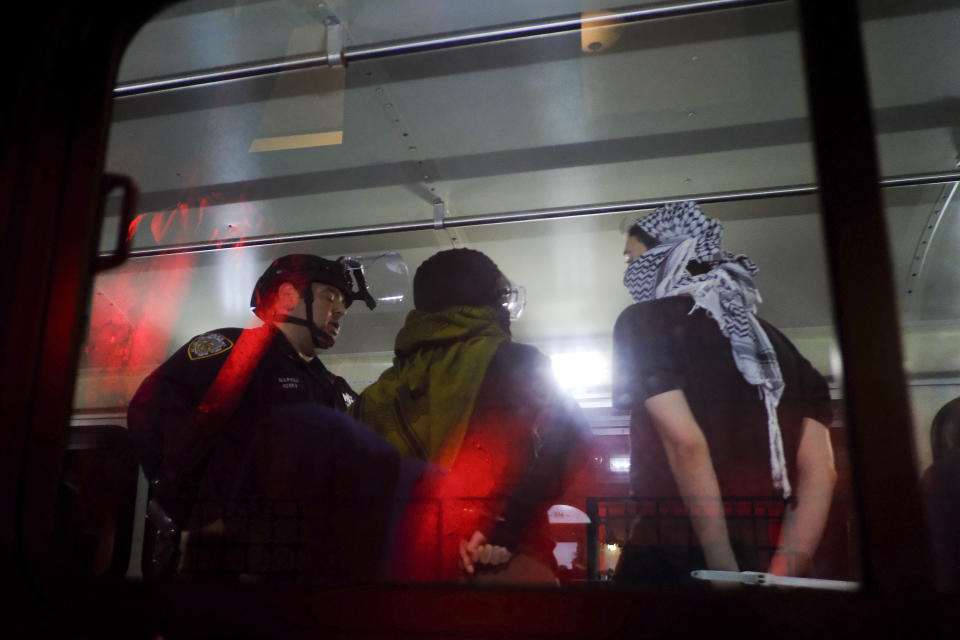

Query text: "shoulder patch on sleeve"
[187, 332, 235, 360]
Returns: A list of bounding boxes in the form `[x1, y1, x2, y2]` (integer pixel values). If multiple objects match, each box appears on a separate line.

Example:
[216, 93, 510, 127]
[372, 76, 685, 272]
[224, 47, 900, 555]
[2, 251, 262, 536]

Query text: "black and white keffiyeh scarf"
[623, 201, 792, 500]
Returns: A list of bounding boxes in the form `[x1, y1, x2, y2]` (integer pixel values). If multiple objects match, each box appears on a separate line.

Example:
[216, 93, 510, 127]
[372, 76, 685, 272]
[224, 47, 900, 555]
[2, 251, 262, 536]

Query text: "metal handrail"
[114, 0, 787, 97]
[108, 169, 960, 259]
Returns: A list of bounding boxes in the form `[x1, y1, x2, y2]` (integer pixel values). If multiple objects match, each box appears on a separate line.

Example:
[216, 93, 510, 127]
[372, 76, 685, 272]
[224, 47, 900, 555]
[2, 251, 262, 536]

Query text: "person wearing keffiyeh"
[612, 201, 837, 583]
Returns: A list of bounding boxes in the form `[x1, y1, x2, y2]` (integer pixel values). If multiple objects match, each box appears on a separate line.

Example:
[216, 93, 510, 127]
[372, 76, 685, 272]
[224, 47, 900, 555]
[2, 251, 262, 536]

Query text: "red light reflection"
[388, 412, 589, 583]
[78, 256, 194, 408]
[194, 326, 274, 434]
[79, 194, 268, 410]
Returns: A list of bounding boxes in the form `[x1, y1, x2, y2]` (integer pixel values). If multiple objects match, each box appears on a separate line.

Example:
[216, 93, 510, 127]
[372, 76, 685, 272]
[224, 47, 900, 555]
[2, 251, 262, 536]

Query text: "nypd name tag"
[187, 332, 235, 360]
[278, 376, 302, 390]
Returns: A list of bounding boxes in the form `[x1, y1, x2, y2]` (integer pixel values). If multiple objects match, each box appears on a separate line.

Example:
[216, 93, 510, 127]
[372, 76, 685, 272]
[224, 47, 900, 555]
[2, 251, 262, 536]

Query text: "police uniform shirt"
[127, 323, 357, 520]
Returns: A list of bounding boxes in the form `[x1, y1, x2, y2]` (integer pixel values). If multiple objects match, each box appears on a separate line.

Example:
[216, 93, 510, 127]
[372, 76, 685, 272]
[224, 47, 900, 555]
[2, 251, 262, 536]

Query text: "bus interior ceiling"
[78, 0, 960, 476]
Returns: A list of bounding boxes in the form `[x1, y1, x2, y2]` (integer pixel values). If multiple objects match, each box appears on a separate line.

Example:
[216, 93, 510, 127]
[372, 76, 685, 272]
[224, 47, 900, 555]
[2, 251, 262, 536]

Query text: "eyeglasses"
[498, 282, 527, 321]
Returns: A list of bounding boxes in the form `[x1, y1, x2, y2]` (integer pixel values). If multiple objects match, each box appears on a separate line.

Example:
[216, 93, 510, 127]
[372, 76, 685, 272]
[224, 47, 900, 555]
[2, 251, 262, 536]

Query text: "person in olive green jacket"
[352, 248, 591, 583]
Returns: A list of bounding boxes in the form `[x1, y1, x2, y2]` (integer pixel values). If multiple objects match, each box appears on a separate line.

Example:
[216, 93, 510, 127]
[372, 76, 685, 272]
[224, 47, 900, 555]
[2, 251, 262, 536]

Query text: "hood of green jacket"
[351, 306, 509, 467]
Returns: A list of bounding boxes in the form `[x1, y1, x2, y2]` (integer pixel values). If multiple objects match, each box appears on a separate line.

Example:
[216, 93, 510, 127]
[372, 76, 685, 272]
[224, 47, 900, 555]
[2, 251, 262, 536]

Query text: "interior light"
[581, 11, 623, 54]
[576, 395, 613, 409]
[550, 351, 611, 393]
[609, 456, 630, 473]
[249, 131, 343, 152]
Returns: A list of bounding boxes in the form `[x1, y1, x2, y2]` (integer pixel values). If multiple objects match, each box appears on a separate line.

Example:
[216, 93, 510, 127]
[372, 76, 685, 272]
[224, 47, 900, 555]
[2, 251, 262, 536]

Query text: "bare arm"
[768, 417, 837, 576]
[644, 389, 738, 572]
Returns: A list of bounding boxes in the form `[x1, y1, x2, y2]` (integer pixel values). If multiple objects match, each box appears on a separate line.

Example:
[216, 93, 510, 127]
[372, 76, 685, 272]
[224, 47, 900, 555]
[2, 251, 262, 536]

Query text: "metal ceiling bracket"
[325, 19, 345, 68]
[432, 199, 466, 248]
[902, 181, 959, 316]
[433, 199, 446, 229]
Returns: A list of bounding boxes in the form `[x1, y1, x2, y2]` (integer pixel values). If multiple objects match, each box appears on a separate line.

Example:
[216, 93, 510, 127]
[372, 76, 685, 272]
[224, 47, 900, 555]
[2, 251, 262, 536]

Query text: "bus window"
[860, 0, 960, 592]
[69, 0, 865, 590]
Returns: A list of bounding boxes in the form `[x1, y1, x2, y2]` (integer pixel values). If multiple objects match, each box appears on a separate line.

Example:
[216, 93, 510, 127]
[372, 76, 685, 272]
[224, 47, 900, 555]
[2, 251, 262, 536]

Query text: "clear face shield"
[339, 251, 410, 309]
[498, 279, 527, 321]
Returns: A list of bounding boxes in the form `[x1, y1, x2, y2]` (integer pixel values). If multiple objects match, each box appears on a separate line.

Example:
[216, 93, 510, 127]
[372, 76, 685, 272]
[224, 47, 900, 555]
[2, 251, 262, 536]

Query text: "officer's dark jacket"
[127, 323, 357, 523]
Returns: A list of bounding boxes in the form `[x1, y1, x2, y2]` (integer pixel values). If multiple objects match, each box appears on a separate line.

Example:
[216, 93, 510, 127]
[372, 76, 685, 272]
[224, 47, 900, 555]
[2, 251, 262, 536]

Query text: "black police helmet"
[250, 254, 365, 317]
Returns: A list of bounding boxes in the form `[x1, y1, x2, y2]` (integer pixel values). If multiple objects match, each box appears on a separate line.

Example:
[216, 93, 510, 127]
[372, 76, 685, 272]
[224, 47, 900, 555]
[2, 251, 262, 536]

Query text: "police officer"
[127, 253, 379, 579]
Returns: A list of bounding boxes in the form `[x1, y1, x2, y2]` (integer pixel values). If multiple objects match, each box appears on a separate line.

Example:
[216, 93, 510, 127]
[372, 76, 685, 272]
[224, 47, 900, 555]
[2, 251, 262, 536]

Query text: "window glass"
[116, 0, 667, 83]
[74, 0, 860, 589]
[860, 0, 960, 592]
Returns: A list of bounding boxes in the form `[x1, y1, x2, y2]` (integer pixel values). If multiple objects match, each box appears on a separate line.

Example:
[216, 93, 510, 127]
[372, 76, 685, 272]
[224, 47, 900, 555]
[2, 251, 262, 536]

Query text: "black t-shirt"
[612, 296, 833, 500]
